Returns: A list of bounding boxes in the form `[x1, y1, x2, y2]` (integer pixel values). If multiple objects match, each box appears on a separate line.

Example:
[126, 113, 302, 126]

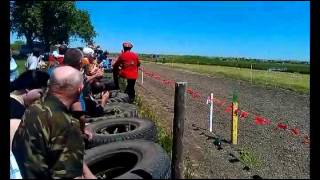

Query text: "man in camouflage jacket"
[12, 66, 96, 179]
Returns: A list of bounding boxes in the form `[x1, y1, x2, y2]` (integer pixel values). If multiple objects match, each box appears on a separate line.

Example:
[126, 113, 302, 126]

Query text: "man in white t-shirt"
[26, 48, 41, 70]
[10, 49, 19, 82]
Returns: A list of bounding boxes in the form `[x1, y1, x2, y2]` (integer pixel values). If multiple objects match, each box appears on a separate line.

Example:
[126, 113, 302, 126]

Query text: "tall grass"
[134, 95, 173, 154]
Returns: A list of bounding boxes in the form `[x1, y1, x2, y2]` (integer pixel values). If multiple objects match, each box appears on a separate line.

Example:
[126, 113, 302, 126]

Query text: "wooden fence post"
[231, 92, 239, 145]
[141, 66, 144, 85]
[250, 64, 253, 84]
[171, 82, 187, 179]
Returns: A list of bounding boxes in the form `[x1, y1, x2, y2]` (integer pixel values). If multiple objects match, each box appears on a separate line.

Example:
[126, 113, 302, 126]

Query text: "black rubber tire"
[87, 118, 156, 148]
[85, 140, 171, 179]
[107, 90, 130, 103]
[85, 102, 138, 123]
[94, 90, 130, 103]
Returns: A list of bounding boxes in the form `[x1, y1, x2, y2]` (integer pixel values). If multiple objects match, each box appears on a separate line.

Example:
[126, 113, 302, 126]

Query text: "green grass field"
[159, 63, 309, 94]
[140, 54, 310, 74]
[15, 59, 26, 73]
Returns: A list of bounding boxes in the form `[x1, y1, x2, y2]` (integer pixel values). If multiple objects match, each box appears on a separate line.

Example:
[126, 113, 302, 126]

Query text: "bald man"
[12, 66, 96, 179]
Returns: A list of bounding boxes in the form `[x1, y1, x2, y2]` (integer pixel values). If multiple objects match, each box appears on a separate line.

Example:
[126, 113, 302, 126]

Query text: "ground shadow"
[191, 123, 231, 146]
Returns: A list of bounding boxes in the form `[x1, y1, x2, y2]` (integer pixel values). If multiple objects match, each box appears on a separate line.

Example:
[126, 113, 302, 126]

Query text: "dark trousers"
[125, 79, 136, 103]
[91, 79, 117, 94]
[113, 69, 120, 90]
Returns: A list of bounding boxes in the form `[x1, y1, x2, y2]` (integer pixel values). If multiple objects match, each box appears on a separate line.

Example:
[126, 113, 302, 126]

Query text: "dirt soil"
[135, 62, 310, 179]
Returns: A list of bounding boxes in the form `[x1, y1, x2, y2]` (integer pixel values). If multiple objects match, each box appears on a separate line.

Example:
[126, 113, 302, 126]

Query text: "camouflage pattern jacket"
[12, 95, 85, 179]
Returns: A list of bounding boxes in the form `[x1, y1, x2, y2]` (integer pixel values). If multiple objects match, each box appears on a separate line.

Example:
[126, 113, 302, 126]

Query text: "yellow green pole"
[231, 92, 239, 145]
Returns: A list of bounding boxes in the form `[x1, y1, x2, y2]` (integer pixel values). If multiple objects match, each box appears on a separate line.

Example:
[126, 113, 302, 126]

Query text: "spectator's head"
[32, 48, 41, 58]
[103, 50, 109, 57]
[95, 49, 103, 57]
[83, 47, 95, 63]
[49, 66, 84, 104]
[58, 45, 68, 55]
[10, 70, 50, 105]
[64, 48, 83, 70]
[83, 47, 94, 56]
[122, 42, 133, 51]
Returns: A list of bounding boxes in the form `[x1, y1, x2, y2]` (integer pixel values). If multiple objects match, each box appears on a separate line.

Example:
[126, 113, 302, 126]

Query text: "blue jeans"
[10, 69, 19, 82]
[79, 92, 86, 112]
[47, 66, 56, 76]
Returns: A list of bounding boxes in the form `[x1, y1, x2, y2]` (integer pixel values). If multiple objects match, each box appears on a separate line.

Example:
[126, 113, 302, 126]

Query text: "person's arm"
[100, 91, 110, 107]
[85, 72, 98, 83]
[113, 56, 122, 69]
[50, 126, 84, 178]
[10, 119, 21, 151]
[86, 67, 103, 83]
[137, 54, 141, 67]
[85, 71, 103, 84]
[12, 108, 51, 178]
[74, 162, 96, 179]
[82, 162, 96, 179]
[71, 101, 86, 133]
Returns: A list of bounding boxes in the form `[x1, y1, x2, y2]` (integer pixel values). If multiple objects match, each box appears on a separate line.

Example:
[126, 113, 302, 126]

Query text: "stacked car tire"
[84, 75, 171, 179]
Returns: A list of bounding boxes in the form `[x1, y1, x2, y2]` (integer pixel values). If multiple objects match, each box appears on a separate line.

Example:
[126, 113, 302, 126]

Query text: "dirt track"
[136, 62, 309, 179]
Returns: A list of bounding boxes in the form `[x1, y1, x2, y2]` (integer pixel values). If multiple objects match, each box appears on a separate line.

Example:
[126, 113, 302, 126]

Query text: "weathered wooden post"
[171, 82, 187, 179]
[141, 66, 144, 85]
[209, 93, 213, 132]
[250, 64, 253, 84]
[231, 92, 239, 145]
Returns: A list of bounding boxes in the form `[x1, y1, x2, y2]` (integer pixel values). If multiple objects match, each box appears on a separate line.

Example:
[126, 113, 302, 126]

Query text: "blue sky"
[11, 1, 310, 61]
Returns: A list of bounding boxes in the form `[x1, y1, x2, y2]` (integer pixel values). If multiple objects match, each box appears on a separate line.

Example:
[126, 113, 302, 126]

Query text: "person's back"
[56, 44, 67, 64]
[13, 95, 84, 178]
[26, 54, 38, 70]
[26, 48, 41, 70]
[113, 42, 140, 103]
[117, 50, 139, 79]
[12, 66, 86, 179]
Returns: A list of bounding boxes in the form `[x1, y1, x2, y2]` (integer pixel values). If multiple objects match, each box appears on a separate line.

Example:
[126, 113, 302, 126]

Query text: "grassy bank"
[159, 63, 309, 94]
[134, 95, 172, 154]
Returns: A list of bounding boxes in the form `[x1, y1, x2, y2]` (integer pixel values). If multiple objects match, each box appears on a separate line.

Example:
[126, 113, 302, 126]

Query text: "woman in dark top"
[10, 97, 25, 119]
[10, 70, 50, 149]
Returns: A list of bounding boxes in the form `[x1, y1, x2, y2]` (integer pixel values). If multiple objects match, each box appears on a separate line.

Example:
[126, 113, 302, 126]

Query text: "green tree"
[10, 1, 42, 48]
[10, 1, 96, 51]
[72, 9, 97, 43]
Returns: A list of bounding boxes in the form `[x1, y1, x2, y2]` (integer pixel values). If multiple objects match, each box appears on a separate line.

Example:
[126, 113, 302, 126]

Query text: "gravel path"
[136, 63, 310, 179]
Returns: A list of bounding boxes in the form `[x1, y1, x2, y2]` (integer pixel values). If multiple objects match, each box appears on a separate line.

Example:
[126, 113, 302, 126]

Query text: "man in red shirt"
[113, 42, 140, 103]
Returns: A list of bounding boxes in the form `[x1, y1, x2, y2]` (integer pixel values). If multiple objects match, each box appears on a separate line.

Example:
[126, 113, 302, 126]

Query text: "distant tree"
[10, 1, 96, 51]
[10, 40, 26, 51]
